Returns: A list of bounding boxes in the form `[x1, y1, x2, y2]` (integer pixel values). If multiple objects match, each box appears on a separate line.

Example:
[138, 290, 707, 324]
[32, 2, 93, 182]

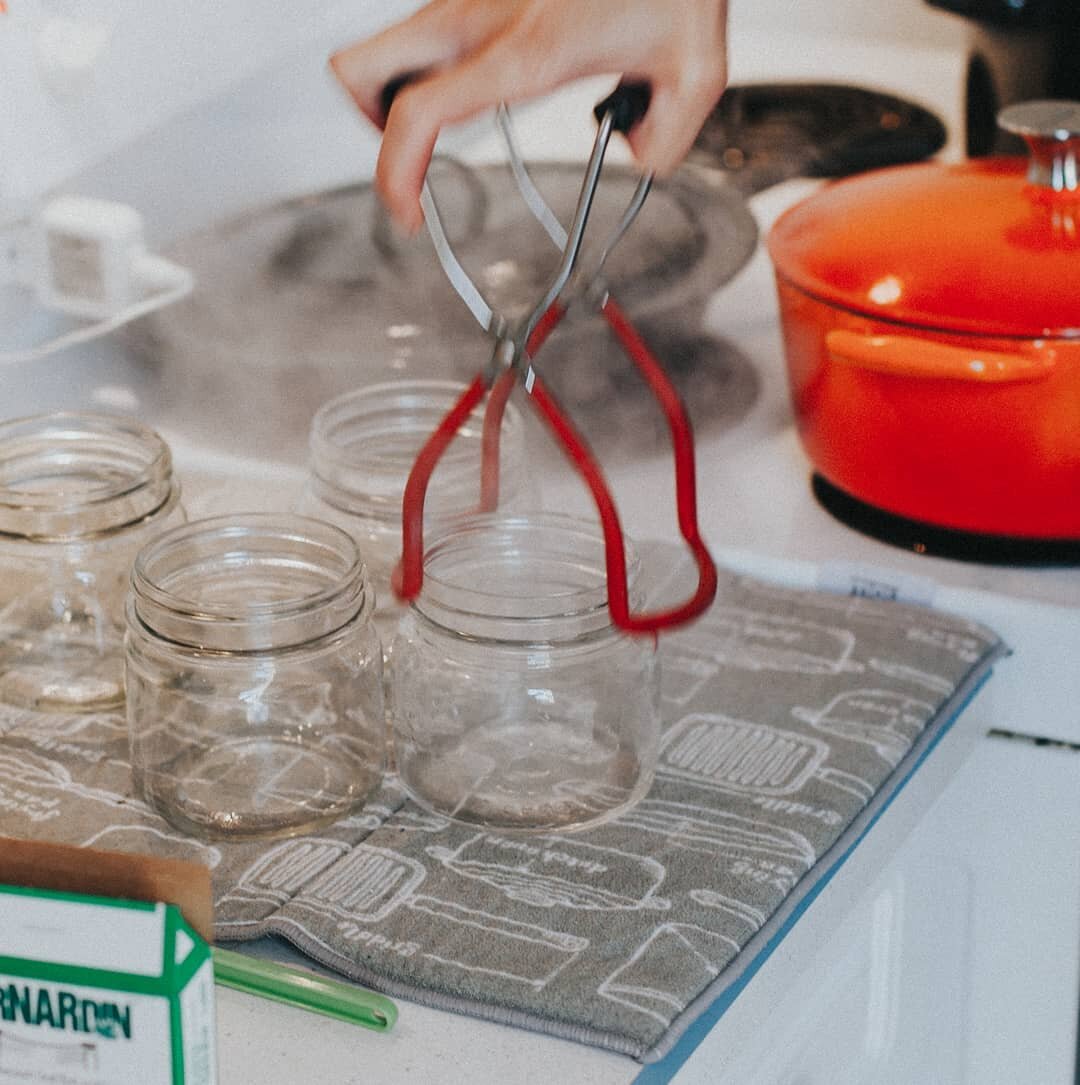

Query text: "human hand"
[330, 0, 729, 234]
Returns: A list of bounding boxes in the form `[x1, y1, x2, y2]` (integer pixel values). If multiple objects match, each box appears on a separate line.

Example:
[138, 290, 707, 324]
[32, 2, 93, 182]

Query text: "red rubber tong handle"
[393, 299, 717, 634]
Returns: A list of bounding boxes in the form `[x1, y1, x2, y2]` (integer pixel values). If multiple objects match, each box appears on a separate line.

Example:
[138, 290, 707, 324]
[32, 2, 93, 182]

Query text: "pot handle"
[825, 329, 1057, 383]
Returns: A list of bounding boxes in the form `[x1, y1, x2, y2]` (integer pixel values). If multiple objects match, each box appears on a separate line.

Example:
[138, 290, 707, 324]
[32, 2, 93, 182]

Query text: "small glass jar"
[0, 411, 184, 712]
[125, 513, 384, 840]
[298, 380, 530, 640]
[390, 513, 660, 832]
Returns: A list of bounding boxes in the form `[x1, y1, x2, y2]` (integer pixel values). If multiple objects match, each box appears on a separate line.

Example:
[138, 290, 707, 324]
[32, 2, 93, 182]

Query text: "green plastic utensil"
[212, 946, 397, 1033]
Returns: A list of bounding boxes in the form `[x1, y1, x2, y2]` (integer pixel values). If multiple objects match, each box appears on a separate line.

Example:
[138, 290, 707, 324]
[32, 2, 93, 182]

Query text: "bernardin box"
[0, 839, 216, 1085]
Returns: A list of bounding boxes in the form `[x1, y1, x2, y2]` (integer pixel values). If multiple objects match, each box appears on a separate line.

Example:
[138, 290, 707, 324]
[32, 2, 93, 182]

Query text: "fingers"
[328, 0, 514, 127]
[332, 0, 731, 232]
[374, 18, 583, 231]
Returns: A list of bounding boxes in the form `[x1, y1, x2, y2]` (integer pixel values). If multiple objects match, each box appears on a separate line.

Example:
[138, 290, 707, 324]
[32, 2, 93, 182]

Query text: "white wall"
[2, 0, 420, 206]
[729, 0, 967, 47]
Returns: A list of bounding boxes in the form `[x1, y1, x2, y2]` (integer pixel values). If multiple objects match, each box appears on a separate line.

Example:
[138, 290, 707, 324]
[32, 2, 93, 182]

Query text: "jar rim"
[0, 411, 174, 539]
[131, 513, 371, 650]
[413, 512, 639, 640]
[307, 379, 527, 520]
[310, 378, 524, 469]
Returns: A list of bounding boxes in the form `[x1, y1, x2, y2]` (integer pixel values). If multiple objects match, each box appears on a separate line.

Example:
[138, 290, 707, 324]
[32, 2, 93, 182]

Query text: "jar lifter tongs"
[387, 81, 718, 634]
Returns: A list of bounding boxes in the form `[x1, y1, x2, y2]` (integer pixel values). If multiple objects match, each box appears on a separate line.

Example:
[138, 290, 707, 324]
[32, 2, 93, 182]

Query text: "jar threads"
[300, 379, 530, 632]
[0, 411, 184, 712]
[125, 513, 384, 840]
[390, 513, 660, 832]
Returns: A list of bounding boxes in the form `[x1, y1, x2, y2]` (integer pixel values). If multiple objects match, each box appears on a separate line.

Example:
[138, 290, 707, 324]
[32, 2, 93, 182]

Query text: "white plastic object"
[0, 194, 194, 365]
[36, 194, 148, 319]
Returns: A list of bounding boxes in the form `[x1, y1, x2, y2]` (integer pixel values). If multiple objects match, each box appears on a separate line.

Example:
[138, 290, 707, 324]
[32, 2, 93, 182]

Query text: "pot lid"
[767, 100, 1080, 338]
[121, 159, 761, 464]
[130, 156, 757, 357]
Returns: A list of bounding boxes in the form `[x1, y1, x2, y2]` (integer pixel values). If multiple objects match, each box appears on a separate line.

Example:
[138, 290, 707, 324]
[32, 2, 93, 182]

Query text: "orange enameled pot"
[767, 101, 1080, 538]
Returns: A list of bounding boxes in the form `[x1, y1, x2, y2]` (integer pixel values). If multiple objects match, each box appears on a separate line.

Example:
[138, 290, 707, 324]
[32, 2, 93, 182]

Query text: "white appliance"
[4, 2, 1077, 1083]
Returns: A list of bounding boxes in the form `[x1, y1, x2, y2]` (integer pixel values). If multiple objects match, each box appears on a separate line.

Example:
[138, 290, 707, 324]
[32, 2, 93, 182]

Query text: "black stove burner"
[694, 83, 948, 195]
[811, 474, 1080, 566]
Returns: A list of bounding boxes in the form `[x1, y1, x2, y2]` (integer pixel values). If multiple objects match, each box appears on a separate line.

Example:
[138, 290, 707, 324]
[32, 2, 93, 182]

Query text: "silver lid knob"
[998, 100, 1080, 192]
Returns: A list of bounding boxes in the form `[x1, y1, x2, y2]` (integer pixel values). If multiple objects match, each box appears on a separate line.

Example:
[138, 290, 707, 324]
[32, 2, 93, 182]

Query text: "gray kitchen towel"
[0, 556, 1006, 1062]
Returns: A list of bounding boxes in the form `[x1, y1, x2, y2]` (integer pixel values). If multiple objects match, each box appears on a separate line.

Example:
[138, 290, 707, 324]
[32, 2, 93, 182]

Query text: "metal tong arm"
[511, 97, 624, 364]
[494, 86, 719, 633]
[381, 77, 652, 344]
[392, 82, 644, 589]
[380, 74, 497, 332]
[393, 82, 718, 633]
[495, 93, 653, 285]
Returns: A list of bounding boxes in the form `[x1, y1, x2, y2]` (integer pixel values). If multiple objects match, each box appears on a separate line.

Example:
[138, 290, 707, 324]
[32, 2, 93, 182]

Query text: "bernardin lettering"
[0, 983, 132, 1039]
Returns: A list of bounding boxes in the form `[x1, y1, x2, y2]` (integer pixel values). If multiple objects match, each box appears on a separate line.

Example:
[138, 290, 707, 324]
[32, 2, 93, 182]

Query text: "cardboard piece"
[0, 838, 213, 943]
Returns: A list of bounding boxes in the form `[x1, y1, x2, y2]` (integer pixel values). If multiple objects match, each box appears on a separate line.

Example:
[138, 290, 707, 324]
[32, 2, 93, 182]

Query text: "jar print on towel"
[615, 798, 816, 895]
[661, 605, 862, 707]
[219, 838, 591, 992]
[791, 689, 934, 767]
[425, 833, 672, 912]
[658, 714, 876, 803]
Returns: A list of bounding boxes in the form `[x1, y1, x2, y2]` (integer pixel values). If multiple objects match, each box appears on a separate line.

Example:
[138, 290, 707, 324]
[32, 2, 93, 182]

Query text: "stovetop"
[21, 55, 1080, 616]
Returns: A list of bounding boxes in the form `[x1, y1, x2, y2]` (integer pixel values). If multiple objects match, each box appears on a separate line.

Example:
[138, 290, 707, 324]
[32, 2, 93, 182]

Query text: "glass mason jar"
[297, 380, 530, 640]
[390, 513, 661, 832]
[0, 411, 184, 712]
[125, 513, 384, 840]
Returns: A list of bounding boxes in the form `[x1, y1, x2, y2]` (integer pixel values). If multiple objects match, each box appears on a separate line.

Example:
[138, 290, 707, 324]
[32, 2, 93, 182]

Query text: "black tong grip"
[380, 73, 651, 134]
[593, 81, 652, 134]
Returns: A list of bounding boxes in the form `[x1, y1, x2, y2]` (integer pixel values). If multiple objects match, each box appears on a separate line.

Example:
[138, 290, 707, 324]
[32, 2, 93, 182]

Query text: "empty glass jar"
[390, 513, 661, 832]
[0, 411, 184, 712]
[125, 513, 384, 840]
[298, 379, 530, 639]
